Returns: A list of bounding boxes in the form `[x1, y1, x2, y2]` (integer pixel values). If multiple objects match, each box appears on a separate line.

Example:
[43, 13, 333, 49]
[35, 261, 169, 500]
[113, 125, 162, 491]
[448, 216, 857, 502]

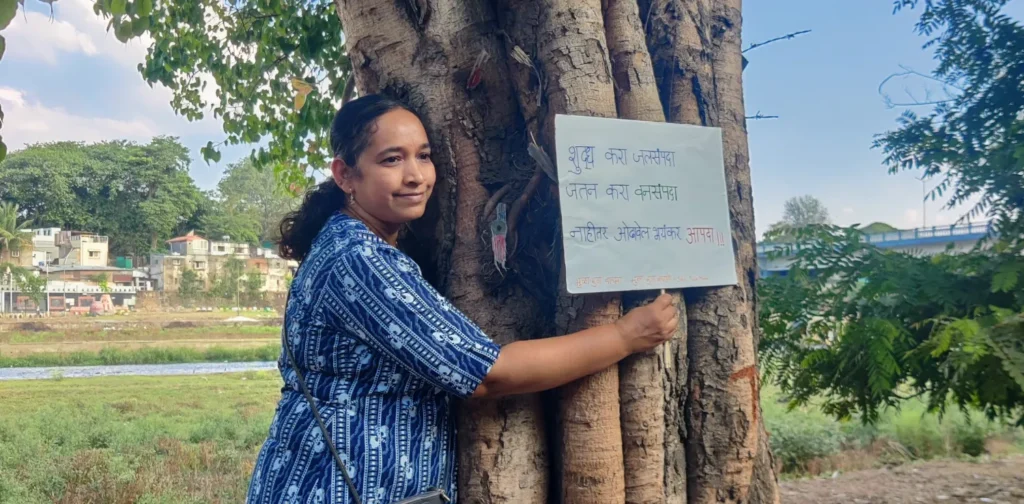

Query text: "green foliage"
[0, 373, 275, 503]
[87, 273, 112, 294]
[92, 0, 351, 184]
[0, 344, 280, 368]
[0, 201, 31, 256]
[201, 160, 298, 244]
[209, 257, 246, 300]
[177, 267, 203, 306]
[759, 226, 1024, 424]
[859, 222, 899, 234]
[760, 385, 1021, 474]
[0, 138, 204, 256]
[766, 195, 831, 242]
[759, 1, 1024, 427]
[878, 0, 1024, 238]
[14, 270, 47, 308]
[243, 269, 264, 305]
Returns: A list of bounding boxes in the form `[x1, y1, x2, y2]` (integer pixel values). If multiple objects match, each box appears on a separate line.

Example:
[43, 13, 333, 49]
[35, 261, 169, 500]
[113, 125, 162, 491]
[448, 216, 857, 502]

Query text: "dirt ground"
[781, 456, 1024, 504]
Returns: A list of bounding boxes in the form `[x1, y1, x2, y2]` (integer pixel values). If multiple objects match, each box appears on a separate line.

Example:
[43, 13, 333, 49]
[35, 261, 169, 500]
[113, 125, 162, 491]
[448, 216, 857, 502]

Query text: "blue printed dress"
[247, 213, 500, 504]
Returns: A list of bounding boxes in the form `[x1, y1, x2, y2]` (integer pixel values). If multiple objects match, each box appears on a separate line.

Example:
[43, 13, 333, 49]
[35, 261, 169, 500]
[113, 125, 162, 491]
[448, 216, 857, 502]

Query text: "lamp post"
[44, 252, 51, 316]
[2, 267, 11, 315]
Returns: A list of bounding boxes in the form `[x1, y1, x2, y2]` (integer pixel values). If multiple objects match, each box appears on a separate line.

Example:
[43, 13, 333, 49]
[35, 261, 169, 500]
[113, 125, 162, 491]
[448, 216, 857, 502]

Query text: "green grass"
[1, 324, 281, 345]
[0, 374, 1020, 503]
[761, 385, 1024, 475]
[0, 372, 281, 504]
[0, 345, 280, 368]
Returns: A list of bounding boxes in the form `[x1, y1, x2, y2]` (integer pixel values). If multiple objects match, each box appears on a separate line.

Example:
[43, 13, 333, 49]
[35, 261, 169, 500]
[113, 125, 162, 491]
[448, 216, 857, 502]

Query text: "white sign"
[555, 114, 738, 294]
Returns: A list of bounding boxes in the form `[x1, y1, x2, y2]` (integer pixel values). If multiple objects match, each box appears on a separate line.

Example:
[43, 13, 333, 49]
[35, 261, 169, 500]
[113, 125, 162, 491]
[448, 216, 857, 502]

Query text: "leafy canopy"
[0, 138, 204, 257]
[760, 0, 1024, 425]
[90, 0, 351, 187]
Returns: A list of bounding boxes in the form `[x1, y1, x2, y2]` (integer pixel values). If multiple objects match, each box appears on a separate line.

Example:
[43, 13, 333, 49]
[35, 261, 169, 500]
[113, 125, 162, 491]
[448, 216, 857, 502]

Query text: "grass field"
[0, 372, 280, 503]
[0, 344, 280, 368]
[1, 373, 1021, 503]
[0, 324, 280, 346]
[0, 321, 282, 367]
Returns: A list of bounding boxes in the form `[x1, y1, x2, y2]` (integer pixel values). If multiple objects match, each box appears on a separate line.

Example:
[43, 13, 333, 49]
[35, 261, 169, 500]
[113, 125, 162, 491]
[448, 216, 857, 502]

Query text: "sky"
[1, 0, 1020, 235]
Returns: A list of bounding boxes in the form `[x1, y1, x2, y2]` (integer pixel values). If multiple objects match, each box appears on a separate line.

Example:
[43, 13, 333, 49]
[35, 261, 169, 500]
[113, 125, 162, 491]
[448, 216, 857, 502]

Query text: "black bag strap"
[281, 320, 363, 504]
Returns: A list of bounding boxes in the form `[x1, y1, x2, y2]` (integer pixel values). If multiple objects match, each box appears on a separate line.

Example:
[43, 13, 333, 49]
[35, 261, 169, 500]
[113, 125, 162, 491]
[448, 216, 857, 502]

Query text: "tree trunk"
[505, 0, 628, 502]
[643, 0, 781, 502]
[332, 2, 549, 503]
[602, 1, 688, 503]
[332, 0, 779, 502]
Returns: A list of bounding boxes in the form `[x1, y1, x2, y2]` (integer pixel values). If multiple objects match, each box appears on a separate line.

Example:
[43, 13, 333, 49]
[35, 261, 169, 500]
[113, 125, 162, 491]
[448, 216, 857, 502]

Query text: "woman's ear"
[331, 158, 353, 194]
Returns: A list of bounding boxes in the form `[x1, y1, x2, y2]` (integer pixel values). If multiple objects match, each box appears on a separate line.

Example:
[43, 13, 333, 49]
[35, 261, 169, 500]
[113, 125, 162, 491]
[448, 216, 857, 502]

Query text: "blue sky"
[2, 0, 1020, 235]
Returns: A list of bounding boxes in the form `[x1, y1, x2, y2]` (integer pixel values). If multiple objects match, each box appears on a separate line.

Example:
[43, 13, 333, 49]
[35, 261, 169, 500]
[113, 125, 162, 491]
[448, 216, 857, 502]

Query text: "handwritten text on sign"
[555, 115, 738, 294]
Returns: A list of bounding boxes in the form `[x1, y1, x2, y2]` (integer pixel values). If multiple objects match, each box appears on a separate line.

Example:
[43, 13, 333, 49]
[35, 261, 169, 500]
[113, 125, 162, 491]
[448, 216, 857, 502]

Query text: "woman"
[247, 95, 678, 504]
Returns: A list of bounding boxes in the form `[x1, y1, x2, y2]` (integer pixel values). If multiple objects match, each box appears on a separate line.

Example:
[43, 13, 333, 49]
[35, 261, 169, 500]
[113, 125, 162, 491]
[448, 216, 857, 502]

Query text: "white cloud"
[0, 0, 226, 149]
[0, 87, 157, 147]
[3, 11, 98, 65]
[842, 207, 854, 215]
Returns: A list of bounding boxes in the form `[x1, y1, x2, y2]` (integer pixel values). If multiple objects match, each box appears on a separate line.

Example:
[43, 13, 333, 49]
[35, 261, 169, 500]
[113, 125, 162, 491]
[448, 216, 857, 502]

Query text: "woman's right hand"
[615, 293, 679, 353]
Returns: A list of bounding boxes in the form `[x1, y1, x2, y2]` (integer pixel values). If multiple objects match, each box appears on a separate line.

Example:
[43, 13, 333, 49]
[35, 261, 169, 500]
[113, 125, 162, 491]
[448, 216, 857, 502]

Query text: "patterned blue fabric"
[247, 213, 500, 504]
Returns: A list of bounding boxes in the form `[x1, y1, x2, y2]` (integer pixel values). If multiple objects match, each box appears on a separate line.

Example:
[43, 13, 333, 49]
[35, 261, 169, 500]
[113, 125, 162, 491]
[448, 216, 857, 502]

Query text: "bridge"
[758, 222, 993, 278]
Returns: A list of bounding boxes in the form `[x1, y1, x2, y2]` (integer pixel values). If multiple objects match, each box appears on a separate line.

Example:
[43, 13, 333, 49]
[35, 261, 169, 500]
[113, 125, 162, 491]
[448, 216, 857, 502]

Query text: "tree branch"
[878, 64, 963, 108]
[746, 111, 779, 120]
[742, 29, 811, 53]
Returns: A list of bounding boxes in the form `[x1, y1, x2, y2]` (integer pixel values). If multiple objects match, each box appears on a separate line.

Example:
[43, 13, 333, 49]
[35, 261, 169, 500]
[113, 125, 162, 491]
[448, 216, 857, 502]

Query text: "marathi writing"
[614, 222, 684, 242]
[604, 148, 628, 166]
[686, 227, 727, 246]
[564, 183, 599, 200]
[632, 149, 676, 167]
[567, 145, 596, 174]
[634, 184, 679, 201]
[562, 183, 678, 202]
[569, 222, 610, 243]
[565, 146, 676, 175]
[606, 184, 630, 201]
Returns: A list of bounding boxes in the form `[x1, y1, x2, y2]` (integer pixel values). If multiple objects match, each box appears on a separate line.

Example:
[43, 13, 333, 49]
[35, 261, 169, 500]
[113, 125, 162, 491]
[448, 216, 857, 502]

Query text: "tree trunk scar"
[728, 365, 758, 423]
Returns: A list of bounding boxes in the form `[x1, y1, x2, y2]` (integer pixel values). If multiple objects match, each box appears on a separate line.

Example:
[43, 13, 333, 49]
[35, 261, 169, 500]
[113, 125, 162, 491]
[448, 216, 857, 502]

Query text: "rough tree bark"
[603, 1, 688, 503]
[331, 2, 549, 503]
[503, 0, 628, 503]
[333, 0, 778, 502]
[644, 0, 781, 502]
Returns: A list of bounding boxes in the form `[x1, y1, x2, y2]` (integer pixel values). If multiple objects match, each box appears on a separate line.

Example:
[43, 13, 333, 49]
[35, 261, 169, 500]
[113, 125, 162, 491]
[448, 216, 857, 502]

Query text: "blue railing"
[757, 222, 992, 256]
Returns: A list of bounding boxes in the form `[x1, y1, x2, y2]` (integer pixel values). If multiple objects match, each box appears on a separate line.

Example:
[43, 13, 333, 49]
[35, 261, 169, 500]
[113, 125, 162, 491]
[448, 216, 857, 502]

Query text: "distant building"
[209, 236, 252, 257]
[0, 240, 34, 269]
[167, 231, 210, 257]
[150, 231, 296, 293]
[30, 227, 60, 266]
[29, 229, 112, 267]
[758, 222, 993, 278]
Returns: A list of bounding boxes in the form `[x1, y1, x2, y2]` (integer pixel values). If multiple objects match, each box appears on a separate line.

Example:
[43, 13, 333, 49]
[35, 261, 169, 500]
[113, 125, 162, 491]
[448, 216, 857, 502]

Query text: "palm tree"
[0, 201, 32, 258]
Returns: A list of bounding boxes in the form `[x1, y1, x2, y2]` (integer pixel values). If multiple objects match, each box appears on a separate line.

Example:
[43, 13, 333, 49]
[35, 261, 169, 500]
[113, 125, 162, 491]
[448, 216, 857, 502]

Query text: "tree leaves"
[991, 261, 1021, 293]
[200, 141, 221, 164]
[0, 138, 205, 256]
[89, 0, 351, 182]
[0, 33, 6, 62]
[109, 0, 126, 16]
[760, 224, 1024, 425]
[0, 0, 17, 30]
[290, 77, 313, 111]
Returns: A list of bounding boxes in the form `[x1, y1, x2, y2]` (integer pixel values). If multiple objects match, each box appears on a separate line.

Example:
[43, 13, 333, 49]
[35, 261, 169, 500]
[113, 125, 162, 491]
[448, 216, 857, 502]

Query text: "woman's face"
[334, 109, 436, 230]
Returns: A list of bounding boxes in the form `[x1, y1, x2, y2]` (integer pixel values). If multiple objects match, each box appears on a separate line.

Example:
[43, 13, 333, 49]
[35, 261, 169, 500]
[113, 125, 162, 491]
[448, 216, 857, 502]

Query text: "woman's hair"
[278, 95, 421, 261]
